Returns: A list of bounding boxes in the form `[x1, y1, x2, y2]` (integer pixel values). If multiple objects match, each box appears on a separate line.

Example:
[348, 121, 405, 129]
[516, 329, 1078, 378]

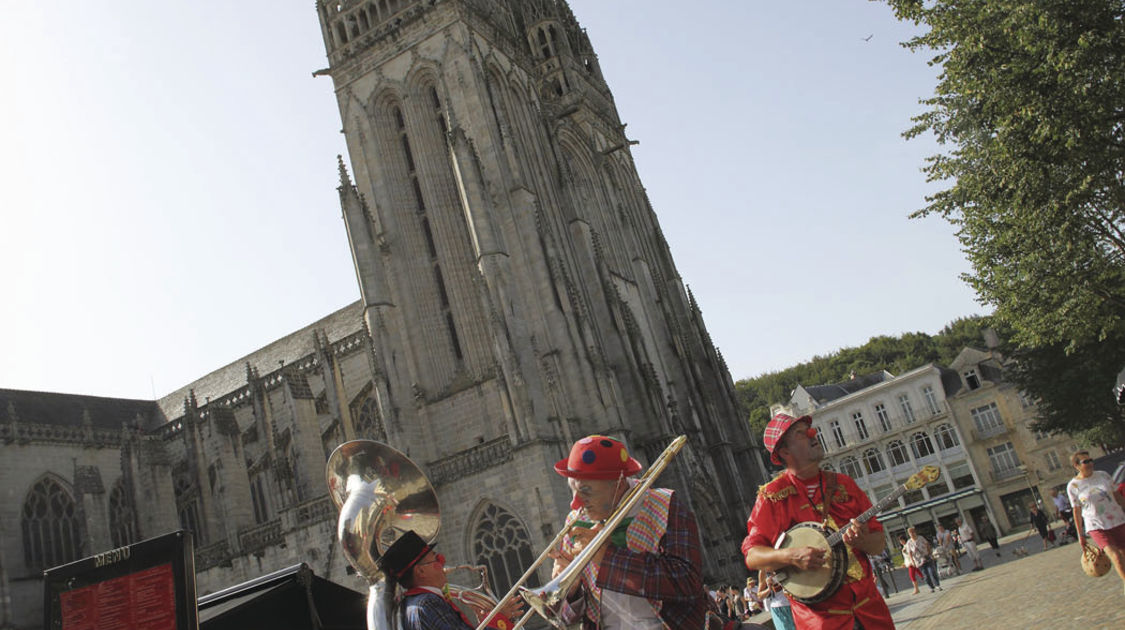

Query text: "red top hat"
[554, 435, 643, 480]
[763, 413, 811, 465]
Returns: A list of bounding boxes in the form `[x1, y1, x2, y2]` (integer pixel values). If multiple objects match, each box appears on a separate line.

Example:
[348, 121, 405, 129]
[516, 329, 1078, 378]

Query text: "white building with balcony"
[784, 365, 998, 543]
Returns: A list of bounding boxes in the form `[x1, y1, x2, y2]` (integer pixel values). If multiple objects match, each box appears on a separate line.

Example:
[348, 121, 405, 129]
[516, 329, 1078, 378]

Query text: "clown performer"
[379, 530, 523, 630]
[548, 435, 712, 630]
[742, 414, 895, 630]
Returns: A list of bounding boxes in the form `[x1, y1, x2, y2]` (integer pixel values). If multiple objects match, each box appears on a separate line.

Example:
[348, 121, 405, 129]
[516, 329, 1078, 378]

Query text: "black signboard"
[44, 530, 198, 630]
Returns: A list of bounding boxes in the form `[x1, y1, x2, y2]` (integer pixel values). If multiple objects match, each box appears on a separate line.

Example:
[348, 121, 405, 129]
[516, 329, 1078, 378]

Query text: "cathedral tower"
[316, 0, 765, 583]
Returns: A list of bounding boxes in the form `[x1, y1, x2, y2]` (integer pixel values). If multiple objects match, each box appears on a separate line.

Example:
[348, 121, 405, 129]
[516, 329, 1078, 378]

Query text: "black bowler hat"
[378, 530, 434, 579]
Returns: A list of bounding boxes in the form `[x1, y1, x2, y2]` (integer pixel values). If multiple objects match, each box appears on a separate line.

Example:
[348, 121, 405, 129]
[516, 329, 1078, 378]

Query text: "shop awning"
[875, 486, 983, 522]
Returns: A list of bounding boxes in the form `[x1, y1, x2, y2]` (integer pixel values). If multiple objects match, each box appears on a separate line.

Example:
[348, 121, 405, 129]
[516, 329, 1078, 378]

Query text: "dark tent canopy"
[198, 564, 366, 630]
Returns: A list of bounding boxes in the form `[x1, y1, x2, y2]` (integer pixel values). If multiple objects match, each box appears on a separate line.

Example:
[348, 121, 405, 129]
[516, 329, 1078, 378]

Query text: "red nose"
[435, 553, 445, 566]
[806, 427, 818, 439]
[571, 494, 583, 510]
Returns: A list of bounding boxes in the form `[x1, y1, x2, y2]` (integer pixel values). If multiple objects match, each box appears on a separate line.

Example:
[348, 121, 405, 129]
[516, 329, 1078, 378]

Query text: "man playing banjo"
[742, 413, 895, 629]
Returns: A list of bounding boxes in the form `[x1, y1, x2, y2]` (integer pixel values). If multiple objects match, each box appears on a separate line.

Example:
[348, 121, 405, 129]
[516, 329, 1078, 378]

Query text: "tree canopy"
[880, 0, 1125, 351]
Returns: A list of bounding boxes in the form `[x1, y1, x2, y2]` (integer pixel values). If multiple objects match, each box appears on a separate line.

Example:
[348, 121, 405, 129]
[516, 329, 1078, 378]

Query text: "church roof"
[0, 388, 163, 430]
[156, 300, 365, 422]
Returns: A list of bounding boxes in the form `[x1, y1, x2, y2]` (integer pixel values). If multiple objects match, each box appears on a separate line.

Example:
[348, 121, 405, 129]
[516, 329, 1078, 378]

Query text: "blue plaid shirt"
[401, 590, 473, 630]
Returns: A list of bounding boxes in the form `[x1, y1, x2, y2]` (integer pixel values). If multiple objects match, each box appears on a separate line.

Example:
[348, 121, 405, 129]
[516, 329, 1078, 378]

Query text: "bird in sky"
[862, 34, 874, 42]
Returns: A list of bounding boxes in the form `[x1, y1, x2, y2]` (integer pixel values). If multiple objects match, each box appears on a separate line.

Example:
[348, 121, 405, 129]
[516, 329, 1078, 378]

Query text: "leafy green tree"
[1003, 330, 1125, 445]
[880, 0, 1125, 351]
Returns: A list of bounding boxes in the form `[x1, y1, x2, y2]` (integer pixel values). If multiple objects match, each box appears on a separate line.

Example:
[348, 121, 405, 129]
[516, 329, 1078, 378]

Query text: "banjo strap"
[820, 471, 838, 528]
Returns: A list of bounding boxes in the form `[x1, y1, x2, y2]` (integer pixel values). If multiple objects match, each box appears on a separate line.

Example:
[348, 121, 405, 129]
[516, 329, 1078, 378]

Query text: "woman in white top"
[756, 570, 794, 630]
[1067, 450, 1125, 592]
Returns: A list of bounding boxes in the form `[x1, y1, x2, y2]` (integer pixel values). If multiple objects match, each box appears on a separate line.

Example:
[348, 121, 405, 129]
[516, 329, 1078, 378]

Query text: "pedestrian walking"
[957, 515, 985, 571]
[979, 517, 1001, 557]
[1068, 450, 1125, 595]
[902, 527, 942, 593]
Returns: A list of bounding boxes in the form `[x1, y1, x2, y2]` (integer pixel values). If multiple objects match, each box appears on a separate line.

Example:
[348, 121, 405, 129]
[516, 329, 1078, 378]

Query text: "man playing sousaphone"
[379, 531, 522, 630]
[742, 414, 894, 629]
[549, 435, 712, 629]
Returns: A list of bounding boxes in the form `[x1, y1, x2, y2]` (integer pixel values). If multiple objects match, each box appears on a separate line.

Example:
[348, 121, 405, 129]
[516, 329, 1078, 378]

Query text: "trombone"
[475, 435, 688, 630]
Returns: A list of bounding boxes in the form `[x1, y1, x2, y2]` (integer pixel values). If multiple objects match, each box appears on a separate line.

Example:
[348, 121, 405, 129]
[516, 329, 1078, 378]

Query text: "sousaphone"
[326, 440, 498, 630]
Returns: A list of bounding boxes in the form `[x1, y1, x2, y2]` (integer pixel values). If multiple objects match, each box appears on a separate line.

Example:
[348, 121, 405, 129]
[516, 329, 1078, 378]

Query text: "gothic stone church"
[0, 2, 767, 627]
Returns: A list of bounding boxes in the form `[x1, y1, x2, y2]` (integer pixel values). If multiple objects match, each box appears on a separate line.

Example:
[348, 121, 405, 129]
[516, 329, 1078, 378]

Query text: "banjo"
[771, 465, 940, 604]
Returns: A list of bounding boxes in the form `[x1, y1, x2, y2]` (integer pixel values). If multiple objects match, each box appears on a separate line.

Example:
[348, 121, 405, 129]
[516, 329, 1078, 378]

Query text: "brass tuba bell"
[326, 440, 441, 630]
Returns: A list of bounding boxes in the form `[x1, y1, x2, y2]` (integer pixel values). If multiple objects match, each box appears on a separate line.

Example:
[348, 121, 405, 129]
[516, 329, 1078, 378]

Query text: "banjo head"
[775, 521, 849, 604]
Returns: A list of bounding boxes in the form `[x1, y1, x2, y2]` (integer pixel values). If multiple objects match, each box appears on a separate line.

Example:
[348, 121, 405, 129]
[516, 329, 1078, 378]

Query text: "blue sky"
[0, 1, 984, 400]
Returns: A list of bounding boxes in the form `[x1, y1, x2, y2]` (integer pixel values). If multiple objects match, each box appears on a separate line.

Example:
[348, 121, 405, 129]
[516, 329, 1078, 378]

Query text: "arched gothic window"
[910, 432, 936, 459]
[109, 479, 137, 548]
[886, 440, 910, 467]
[863, 448, 886, 475]
[471, 504, 540, 596]
[22, 477, 82, 571]
[355, 396, 383, 439]
[934, 423, 960, 450]
[840, 456, 863, 479]
[175, 476, 204, 544]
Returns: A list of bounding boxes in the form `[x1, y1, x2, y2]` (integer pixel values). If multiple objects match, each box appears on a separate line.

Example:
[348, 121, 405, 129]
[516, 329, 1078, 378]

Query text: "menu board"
[44, 531, 197, 630]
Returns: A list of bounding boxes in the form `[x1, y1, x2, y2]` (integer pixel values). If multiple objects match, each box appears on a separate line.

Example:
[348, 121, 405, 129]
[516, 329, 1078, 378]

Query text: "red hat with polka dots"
[554, 435, 643, 480]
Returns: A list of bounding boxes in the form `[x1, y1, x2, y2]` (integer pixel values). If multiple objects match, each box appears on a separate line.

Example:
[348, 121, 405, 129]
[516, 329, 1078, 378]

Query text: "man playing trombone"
[548, 435, 711, 629]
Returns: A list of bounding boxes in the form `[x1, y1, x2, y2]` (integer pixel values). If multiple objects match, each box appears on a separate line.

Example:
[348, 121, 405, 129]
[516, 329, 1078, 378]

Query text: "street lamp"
[1017, 465, 1040, 505]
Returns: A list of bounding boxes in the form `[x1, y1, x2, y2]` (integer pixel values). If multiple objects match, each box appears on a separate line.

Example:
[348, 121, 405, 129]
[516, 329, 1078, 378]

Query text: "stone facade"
[945, 346, 1101, 533]
[318, 0, 763, 590]
[0, 2, 766, 627]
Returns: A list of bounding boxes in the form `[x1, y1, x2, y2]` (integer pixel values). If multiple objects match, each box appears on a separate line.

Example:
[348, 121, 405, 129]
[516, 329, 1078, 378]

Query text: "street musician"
[549, 435, 711, 629]
[379, 531, 521, 630]
[742, 414, 894, 630]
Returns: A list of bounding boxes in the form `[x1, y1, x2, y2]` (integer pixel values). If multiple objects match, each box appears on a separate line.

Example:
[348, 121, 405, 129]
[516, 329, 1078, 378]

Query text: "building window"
[946, 460, 976, 490]
[963, 368, 981, 390]
[970, 402, 1006, 438]
[987, 442, 1021, 477]
[353, 395, 384, 439]
[175, 477, 204, 544]
[852, 412, 869, 441]
[902, 484, 924, 505]
[898, 394, 916, 424]
[910, 431, 935, 459]
[108, 479, 137, 549]
[886, 440, 910, 467]
[830, 419, 846, 449]
[22, 477, 82, 571]
[472, 504, 539, 596]
[874, 403, 891, 432]
[934, 423, 960, 450]
[840, 456, 863, 479]
[926, 475, 951, 497]
[863, 448, 886, 475]
[922, 385, 941, 415]
[1045, 451, 1062, 471]
[250, 474, 271, 525]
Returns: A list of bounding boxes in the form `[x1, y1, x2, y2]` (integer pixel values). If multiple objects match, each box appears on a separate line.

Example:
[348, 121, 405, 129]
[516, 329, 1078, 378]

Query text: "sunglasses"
[1079, 458, 1094, 465]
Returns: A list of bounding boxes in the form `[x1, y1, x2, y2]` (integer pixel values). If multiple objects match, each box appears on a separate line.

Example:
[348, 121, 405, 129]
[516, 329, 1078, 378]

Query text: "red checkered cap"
[763, 413, 811, 465]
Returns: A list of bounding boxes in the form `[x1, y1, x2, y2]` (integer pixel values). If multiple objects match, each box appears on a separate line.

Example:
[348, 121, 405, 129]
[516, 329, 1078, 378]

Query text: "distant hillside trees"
[735, 317, 990, 439]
